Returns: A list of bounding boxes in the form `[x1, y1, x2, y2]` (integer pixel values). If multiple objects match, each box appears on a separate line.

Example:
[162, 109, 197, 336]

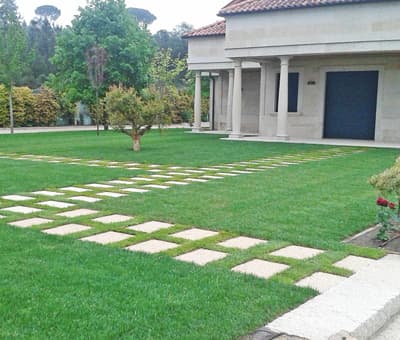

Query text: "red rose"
[389, 202, 396, 210]
[377, 197, 389, 207]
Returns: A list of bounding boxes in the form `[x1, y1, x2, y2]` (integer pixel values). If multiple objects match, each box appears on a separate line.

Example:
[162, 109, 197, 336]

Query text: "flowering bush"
[375, 197, 399, 241]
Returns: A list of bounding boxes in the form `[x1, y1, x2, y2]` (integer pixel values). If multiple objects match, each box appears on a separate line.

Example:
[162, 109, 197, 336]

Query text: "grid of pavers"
[0, 193, 377, 293]
[0, 146, 373, 294]
[0, 147, 364, 176]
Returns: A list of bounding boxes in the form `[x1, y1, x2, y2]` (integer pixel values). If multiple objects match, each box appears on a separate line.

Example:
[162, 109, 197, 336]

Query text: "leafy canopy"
[0, 0, 28, 88]
[49, 0, 154, 105]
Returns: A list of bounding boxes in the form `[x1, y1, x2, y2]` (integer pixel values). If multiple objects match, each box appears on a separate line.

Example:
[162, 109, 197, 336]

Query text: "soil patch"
[346, 225, 400, 253]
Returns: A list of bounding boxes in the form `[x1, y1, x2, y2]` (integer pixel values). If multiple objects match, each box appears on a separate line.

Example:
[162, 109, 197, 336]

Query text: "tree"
[106, 86, 163, 151]
[35, 5, 61, 25]
[86, 45, 107, 134]
[24, 16, 60, 88]
[153, 23, 193, 59]
[49, 0, 154, 111]
[127, 7, 156, 27]
[0, 0, 28, 133]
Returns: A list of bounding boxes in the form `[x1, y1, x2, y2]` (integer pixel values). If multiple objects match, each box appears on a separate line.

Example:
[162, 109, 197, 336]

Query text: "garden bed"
[347, 225, 400, 253]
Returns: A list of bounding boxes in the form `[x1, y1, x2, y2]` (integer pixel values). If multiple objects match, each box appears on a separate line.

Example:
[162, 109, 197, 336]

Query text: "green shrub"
[34, 87, 60, 126]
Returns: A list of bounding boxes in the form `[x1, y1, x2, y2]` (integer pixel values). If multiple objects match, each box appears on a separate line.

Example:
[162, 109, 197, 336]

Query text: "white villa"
[184, 0, 400, 143]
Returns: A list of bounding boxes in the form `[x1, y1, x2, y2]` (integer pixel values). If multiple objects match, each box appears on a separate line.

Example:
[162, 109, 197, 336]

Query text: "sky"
[15, 0, 229, 33]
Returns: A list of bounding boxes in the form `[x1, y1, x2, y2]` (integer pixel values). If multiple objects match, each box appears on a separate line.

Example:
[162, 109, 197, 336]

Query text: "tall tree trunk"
[95, 89, 99, 136]
[132, 134, 141, 151]
[9, 86, 14, 134]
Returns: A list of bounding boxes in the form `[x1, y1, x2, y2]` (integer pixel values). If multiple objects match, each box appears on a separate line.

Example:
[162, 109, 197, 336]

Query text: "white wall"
[225, 2, 400, 58]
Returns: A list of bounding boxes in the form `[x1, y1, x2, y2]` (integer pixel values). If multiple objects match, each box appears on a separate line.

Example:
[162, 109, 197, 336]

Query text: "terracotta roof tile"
[219, 0, 385, 16]
[183, 21, 226, 38]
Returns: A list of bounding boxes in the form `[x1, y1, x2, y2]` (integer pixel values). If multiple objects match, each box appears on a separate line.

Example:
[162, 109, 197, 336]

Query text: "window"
[275, 72, 299, 113]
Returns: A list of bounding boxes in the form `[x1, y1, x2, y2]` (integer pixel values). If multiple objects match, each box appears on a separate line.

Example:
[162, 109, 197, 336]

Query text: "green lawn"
[0, 129, 331, 166]
[0, 129, 398, 338]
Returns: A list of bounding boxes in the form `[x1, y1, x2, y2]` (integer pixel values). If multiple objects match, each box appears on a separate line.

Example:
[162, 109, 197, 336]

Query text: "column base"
[229, 133, 243, 139]
[276, 134, 289, 141]
[192, 127, 202, 133]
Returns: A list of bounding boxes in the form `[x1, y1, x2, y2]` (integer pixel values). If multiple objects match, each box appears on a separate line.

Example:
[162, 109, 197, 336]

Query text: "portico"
[185, 0, 400, 144]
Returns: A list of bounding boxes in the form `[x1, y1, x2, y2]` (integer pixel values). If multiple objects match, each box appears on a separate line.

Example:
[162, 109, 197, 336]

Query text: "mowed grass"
[0, 129, 330, 166]
[0, 226, 311, 339]
[0, 159, 142, 196]
[91, 147, 398, 247]
[0, 130, 399, 338]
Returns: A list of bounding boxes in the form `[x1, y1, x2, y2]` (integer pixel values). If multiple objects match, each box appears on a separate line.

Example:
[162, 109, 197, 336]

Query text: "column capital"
[233, 59, 242, 68]
[278, 56, 292, 65]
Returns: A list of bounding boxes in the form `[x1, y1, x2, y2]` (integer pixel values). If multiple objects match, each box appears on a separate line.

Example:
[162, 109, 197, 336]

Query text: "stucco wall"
[225, 2, 400, 57]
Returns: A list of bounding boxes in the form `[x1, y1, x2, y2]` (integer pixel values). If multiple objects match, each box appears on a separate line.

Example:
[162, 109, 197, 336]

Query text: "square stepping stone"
[97, 192, 127, 198]
[93, 214, 133, 224]
[232, 259, 289, 279]
[169, 166, 182, 170]
[1, 206, 42, 214]
[38, 201, 75, 209]
[166, 181, 189, 186]
[125, 163, 139, 166]
[61, 186, 91, 193]
[85, 183, 114, 189]
[130, 177, 154, 182]
[217, 172, 238, 177]
[175, 249, 227, 266]
[144, 185, 170, 190]
[43, 224, 91, 236]
[199, 167, 217, 171]
[270, 245, 325, 260]
[167, 172, 190, 176]
[232, 170, 253, 174]
[57, 209, 99, 218]
[127, 221, 174, 233]
[150, 175, 172, 179]
[218, 236, 268, 250]
[185, 170, 204, 174]
[334, 255, 376, 273]
[201, 175, 224, 180]
[185, 178, 208, 183]
[296, 272, 346, 293]
[148, 169, 162, 173]
[69, 196, 102, 203]
[2, 195, 33, 202]
[9, 218, 53, 228]
[108, 180, 134, 185]
[81, 231, 133, 244]
[171, 228, 219, 241]
[32, 191, 64, 197]
[0, 214, 5, 218]
[121, 188, 149, 193]
[126, 240, 179, 254]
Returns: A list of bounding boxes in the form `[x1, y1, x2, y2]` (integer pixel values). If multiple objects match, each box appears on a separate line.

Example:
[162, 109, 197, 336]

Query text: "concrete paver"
[81, 231, 133, 245]
[126, 240, 179, 254]
[1, 206, 42, 214]
[175, 249, 227, 266]
[43, 224, 91, 236]
[232, 259, 289, 279]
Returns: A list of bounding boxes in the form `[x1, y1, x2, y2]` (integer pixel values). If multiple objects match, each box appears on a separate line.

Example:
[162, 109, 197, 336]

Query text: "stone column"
[276, 56, 291, 139]
[258, 62, 268, 135]
[209, 75, 215, 130]
[227, 69, 234, 131]
[230, 60, 242, 138]
[192, 71, 202, 132]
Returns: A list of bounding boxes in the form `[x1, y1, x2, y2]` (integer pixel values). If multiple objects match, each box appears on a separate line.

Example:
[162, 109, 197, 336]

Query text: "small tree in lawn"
[106, 86, 162, 151]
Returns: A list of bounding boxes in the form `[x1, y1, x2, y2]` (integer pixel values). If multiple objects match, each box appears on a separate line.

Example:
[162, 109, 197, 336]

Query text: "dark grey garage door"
[323, 71, 378, 140]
